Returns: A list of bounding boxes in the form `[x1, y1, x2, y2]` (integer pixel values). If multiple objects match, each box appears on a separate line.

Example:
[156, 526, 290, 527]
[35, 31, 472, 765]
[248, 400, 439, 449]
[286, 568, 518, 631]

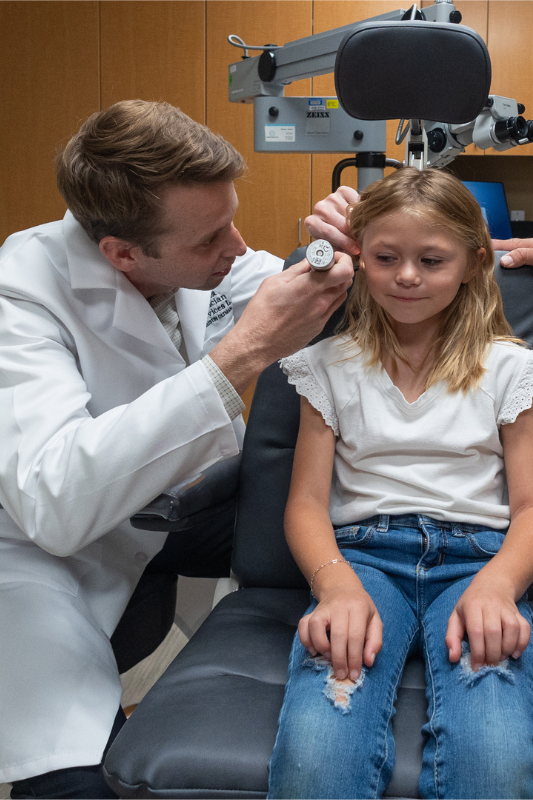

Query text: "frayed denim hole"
[458, 641, 515, 686]
[304, 654, 365, 714]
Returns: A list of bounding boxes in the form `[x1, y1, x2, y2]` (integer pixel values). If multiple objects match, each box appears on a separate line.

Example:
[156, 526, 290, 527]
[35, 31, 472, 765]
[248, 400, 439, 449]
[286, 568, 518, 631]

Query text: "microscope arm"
[228, 8, 406, 104]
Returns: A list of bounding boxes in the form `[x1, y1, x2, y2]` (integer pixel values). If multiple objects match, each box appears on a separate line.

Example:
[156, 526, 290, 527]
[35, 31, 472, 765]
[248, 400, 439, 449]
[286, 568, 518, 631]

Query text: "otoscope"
[306, 239, 336, 271]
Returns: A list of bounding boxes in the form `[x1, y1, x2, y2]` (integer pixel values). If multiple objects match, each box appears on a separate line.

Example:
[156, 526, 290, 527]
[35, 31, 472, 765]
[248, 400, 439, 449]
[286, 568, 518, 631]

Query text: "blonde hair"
[343, 167, 520, 393]
[56, 100, 245, 257]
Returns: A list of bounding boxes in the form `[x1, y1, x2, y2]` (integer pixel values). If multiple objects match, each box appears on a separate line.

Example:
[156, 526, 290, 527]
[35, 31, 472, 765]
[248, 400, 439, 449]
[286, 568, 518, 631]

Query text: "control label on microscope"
[265, 125, 295, 142]
[307, 97, 330, 135]
[306, 110, 330, 135]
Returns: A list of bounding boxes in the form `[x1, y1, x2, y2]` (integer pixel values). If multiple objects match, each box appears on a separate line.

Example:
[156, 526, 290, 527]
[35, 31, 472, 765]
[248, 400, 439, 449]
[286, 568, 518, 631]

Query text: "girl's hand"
[298, 582, 382, 682]
[445, 573, 531, 671]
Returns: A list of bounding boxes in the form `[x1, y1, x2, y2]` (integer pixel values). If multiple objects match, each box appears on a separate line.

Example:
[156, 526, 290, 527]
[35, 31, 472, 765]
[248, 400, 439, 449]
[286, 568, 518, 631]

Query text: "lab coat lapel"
[63, 211, 181, 358]
[176, 288, 211, 363]
[112, 282, 181, 358]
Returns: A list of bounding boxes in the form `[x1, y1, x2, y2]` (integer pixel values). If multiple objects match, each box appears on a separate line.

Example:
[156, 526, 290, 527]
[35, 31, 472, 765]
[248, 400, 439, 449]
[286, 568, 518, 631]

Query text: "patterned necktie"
[150, 292, 183, 352]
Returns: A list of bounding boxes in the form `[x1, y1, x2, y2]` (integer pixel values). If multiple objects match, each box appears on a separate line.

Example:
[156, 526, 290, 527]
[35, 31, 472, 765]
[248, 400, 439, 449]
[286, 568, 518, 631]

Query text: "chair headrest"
[335, 20, 491, 124]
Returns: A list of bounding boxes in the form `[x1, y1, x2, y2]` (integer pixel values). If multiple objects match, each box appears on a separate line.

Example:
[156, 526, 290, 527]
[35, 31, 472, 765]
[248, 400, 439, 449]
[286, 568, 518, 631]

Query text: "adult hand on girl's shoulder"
[445, 574, 531, 671]
[298, 581, 383, 683]
[493, 237, 533, 268]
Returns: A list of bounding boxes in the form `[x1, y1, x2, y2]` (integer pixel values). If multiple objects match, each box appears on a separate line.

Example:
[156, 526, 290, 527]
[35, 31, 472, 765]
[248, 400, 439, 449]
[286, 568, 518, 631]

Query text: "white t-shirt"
[281, 337, 533, 529]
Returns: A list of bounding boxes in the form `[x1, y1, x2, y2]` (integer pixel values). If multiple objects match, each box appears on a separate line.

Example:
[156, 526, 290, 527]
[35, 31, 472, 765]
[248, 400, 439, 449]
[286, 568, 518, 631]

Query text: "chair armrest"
[130, 454, 241, 531]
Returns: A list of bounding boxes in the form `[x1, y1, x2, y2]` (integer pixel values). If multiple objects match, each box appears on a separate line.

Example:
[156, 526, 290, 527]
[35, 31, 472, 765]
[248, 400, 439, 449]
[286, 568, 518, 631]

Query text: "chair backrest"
[233, 248, 344, 589]
[232, 356, 306, 589]
[232, 249, 533, 589]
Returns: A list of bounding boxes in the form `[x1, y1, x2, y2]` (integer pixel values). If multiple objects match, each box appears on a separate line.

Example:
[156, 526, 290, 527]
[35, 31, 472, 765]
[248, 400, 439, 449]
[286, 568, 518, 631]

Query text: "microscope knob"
[259, 49, 277, 82]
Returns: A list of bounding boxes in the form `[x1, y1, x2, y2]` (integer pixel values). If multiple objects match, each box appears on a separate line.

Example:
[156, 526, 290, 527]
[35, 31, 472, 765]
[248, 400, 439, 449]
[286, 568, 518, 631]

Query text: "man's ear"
[99, 237, 141, 274]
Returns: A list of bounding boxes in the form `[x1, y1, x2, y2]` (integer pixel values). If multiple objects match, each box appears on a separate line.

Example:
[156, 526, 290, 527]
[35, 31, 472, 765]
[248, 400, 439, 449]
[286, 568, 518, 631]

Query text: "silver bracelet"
[309, 557, 350, 598]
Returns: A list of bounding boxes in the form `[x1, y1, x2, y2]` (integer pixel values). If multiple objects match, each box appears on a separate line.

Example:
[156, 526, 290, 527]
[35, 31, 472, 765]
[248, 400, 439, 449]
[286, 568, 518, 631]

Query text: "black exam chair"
[104, 248, 533, 799]
[111, 453, 240, 675]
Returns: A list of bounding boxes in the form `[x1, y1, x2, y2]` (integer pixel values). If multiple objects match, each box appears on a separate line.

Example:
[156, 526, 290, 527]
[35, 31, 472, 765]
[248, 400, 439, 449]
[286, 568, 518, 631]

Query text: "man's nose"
[224, 224, 247, 257]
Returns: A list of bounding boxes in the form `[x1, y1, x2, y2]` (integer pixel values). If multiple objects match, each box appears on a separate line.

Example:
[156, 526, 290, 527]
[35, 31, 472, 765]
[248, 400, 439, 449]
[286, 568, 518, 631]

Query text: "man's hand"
[209, 252, 354, 395]
[299, 581, 382, 682]
[493, 237, 533, 268]
[305, 186, 360, 256]
[445, 573, 531, 671]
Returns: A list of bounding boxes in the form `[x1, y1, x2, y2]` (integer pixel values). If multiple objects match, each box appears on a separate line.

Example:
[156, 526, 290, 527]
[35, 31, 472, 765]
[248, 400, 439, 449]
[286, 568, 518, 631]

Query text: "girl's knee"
[442, 703, 533, 797]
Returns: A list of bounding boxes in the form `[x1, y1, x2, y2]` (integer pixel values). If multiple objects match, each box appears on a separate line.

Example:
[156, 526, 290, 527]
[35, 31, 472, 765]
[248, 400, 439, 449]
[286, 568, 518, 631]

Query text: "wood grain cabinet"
[487, 0, 533, 157]
[100, 1, 206, 124]
[0, 1, 99, 243]
[206, 0, 313, 259]
[1, 0, 532, 248]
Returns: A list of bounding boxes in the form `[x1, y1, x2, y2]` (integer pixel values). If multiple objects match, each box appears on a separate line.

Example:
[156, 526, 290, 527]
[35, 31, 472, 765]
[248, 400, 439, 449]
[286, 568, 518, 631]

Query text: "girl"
[268, 167, 533, 799]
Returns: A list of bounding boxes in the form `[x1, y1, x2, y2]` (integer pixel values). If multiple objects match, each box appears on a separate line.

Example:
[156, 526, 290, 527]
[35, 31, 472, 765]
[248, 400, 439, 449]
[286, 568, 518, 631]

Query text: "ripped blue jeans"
[268, 514, 533, 799]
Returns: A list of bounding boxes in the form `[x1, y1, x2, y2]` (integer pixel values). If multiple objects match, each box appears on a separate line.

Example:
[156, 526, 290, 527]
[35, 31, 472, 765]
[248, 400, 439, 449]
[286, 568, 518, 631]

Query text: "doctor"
[0, 100, 354, 799]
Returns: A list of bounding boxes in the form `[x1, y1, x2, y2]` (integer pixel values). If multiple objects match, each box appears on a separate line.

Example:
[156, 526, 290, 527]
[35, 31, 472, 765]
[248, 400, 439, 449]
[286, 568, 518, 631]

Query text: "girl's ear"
[356, 242, 365, 270]
[462, 247, 486, 283]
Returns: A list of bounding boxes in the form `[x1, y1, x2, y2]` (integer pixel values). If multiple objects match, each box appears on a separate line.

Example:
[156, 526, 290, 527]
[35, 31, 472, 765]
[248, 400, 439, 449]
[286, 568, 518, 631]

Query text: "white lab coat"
[0, 211, 282, 782]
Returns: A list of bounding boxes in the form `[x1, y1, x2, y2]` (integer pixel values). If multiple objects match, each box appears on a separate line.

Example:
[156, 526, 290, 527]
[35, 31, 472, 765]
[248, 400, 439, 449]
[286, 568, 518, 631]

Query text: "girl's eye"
[421, 258, 443, 267]
[376, 255, 396, 264]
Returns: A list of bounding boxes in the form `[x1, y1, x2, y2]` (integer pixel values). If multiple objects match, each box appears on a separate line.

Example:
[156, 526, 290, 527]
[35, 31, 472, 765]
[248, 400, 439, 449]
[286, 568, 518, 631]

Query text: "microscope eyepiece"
[494, 116, 528, 144]
[427, 128, 447, 153]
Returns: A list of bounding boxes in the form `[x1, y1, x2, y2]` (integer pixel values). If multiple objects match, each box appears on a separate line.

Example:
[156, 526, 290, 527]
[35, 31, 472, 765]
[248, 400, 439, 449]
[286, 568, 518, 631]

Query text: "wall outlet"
[511, 210, 526, 221]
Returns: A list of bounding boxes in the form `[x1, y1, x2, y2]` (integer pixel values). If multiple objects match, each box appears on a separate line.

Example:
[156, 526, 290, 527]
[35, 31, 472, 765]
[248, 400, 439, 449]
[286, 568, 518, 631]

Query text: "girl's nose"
[396, 261, 421, 285]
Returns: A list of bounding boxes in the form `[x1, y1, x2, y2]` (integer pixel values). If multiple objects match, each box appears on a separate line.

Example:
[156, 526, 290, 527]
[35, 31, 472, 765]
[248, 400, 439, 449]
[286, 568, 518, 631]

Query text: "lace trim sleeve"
[280, 351, 339, 436]
[498, 353, 533, 425]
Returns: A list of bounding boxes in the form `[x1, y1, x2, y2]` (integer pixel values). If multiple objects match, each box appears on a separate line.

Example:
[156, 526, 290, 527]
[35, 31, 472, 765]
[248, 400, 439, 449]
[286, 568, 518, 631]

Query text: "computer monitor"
[461, 180, 513, 240]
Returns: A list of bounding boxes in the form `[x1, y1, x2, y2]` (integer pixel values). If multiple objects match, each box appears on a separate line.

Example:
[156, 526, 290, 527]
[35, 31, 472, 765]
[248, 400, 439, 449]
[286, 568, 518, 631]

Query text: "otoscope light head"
[306, 240, 335, 271]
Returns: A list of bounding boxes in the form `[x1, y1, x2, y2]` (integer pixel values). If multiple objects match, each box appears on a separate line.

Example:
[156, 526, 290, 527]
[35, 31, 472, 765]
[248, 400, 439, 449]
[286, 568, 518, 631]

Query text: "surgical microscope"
[227, 1, 533, 270]
[227, 1, 533, 191]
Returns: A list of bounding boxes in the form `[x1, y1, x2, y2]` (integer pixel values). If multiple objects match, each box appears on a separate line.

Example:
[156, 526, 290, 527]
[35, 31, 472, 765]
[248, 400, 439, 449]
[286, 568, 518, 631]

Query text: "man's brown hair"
[56, 100, 246, 256]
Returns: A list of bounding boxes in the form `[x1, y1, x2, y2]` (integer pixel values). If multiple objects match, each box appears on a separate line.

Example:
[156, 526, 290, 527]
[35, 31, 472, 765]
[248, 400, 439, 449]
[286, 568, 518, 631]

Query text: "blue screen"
[461, 181, 513, 240]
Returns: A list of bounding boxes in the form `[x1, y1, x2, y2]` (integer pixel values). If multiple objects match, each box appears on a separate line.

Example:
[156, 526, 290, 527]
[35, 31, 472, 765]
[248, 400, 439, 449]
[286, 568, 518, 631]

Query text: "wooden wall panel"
[100, 1, 206, 124]
[311, 2, 402, 208]
[422, 0, 488, 38]
[423, 0, 487, 156]
[487, 0, 533, 156]
[453, 0, 488, 40]
[206, 1, 312, 259]
[0, 2, 100, 244]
